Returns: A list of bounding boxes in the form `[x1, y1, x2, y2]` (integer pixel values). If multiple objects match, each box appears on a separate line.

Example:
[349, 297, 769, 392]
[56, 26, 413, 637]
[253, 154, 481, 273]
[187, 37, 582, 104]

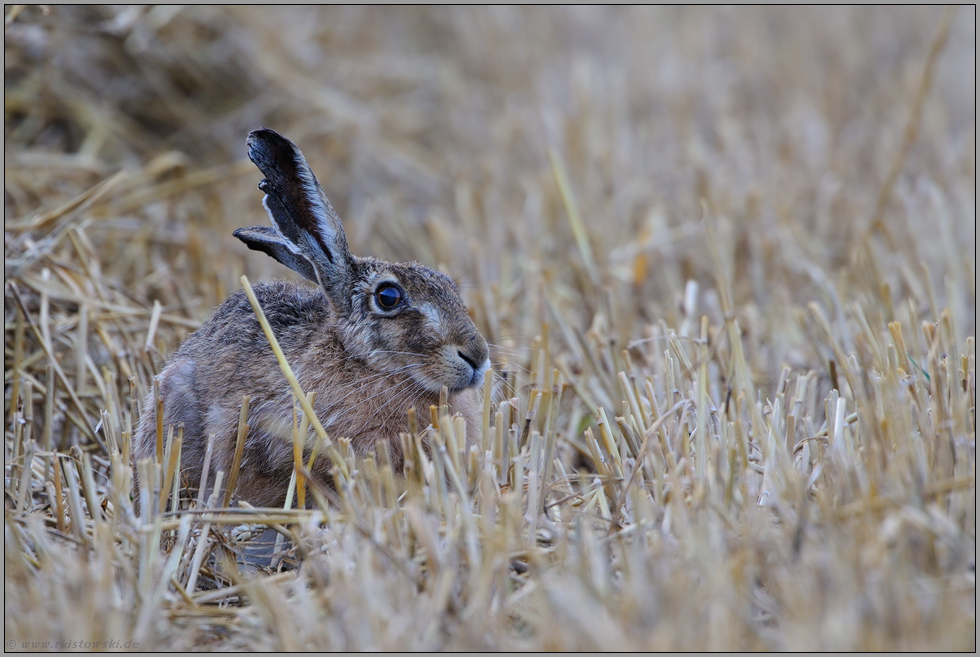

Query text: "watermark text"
[8, 639, 140, 650]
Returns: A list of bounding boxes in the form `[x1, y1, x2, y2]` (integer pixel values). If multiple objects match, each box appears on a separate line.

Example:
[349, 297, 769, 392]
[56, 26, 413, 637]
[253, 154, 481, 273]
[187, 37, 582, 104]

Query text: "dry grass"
[4, 6, 975, 651]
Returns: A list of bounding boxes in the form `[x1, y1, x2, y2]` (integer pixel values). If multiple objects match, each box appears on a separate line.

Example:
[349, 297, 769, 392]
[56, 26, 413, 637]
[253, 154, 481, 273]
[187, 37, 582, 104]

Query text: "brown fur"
[134, 130, 489, 508]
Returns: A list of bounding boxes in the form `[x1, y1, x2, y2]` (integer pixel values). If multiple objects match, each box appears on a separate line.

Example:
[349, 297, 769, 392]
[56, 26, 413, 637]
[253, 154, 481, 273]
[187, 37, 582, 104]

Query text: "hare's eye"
[374, 283, 404, 310]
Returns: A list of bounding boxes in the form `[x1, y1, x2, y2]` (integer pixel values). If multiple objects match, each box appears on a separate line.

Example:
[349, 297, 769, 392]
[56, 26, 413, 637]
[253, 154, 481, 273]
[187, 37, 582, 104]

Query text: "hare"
[134, 128, 490, 509]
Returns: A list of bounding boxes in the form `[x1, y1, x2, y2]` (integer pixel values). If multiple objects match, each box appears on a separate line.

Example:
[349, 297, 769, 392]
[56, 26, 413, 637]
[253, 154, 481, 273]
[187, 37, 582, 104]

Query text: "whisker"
[341, 369, 436, 413]
[303, 362, 422, 399]
[323, 363, 428, 410]
[487, 333, 534, 346]
[354, 378, 434, 439]
[491, 368, 534, 391]
[344, 349, 428, 360]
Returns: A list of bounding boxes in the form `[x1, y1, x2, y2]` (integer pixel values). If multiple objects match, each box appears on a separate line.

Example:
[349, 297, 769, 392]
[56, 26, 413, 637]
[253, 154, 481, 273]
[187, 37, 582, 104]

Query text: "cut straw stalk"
[549, 148, 600, 287]
[222, 396, 250, 508]
[8, 284, 102, 447]
[241, 275, 331, 449]
[867, 7, 954, 236]
[185, 471, 224, 593]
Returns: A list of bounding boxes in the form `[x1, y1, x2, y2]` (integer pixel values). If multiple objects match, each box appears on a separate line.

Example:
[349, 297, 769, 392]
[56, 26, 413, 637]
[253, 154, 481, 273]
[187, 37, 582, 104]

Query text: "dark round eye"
[374, 283, 404, 310]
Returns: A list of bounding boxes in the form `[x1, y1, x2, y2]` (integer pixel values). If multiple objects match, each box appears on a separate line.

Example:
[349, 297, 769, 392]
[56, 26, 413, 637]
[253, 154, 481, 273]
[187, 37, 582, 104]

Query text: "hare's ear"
[233, 226, 318, 283]
[246, 128, 354, 314]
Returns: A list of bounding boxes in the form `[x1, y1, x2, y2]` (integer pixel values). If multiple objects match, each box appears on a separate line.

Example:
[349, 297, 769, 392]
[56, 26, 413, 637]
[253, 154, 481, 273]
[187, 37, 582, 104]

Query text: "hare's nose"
[458, 334, 489, 371]
[457, 347, 491, 388]
[457, 350, 480, 370]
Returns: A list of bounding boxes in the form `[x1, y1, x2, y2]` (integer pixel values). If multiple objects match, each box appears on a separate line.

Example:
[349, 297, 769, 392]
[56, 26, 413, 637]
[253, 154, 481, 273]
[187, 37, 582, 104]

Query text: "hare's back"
[170, 280, 333, 405]
[182, 279, 330, 358]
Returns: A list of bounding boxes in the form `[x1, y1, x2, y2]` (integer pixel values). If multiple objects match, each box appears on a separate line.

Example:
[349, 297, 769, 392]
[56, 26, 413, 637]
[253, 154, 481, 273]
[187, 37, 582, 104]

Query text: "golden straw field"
[4, 6, 975, 651]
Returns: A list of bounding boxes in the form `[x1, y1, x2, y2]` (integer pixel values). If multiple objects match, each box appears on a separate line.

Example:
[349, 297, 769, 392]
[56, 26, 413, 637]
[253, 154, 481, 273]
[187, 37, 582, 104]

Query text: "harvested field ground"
[4, 6, 976, 651]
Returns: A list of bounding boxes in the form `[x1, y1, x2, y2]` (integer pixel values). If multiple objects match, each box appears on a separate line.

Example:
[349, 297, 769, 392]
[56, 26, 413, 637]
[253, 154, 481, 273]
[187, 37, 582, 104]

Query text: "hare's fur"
[134, 129, 489, 508]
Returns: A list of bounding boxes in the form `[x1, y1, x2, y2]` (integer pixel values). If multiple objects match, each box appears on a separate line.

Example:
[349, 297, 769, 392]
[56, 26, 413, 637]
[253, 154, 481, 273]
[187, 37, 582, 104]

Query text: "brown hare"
[134, 128, 490, 509]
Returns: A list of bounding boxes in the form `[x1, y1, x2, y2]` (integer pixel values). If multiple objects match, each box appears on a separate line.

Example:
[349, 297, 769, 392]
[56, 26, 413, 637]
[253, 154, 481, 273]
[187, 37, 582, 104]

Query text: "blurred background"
[6, 8, 974, 363]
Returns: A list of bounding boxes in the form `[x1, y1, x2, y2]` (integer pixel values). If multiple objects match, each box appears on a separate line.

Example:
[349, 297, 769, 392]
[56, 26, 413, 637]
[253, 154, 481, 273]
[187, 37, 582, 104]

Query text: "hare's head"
[235, 128, 489, 394]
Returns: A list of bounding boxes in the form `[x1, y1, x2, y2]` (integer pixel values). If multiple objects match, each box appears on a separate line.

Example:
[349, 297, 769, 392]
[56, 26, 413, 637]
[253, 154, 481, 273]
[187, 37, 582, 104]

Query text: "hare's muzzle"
[443, 336, 490, 391]
[458, 349, 491, 388]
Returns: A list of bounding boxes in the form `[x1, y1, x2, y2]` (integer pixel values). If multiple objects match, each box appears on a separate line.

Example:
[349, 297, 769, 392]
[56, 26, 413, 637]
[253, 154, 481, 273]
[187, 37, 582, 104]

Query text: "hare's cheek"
[404, 330, 438, 357]
[341, 319, 383, 359]
[373, 311, 437, 357]
[415, 303, 445, 336]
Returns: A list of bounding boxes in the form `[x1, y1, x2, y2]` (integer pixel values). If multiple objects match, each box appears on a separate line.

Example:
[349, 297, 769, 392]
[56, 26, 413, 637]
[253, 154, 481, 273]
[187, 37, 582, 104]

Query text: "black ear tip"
[247, 128, 291, 150]
[247, 127, 278, 141]
[245, 129, 261, 152]
[247, 128, 301, 171]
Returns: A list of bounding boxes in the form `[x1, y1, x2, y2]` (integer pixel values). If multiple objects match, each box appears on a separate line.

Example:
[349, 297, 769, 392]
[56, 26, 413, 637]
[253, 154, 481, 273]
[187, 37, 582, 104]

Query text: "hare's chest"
[269, 364, 419, 442]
